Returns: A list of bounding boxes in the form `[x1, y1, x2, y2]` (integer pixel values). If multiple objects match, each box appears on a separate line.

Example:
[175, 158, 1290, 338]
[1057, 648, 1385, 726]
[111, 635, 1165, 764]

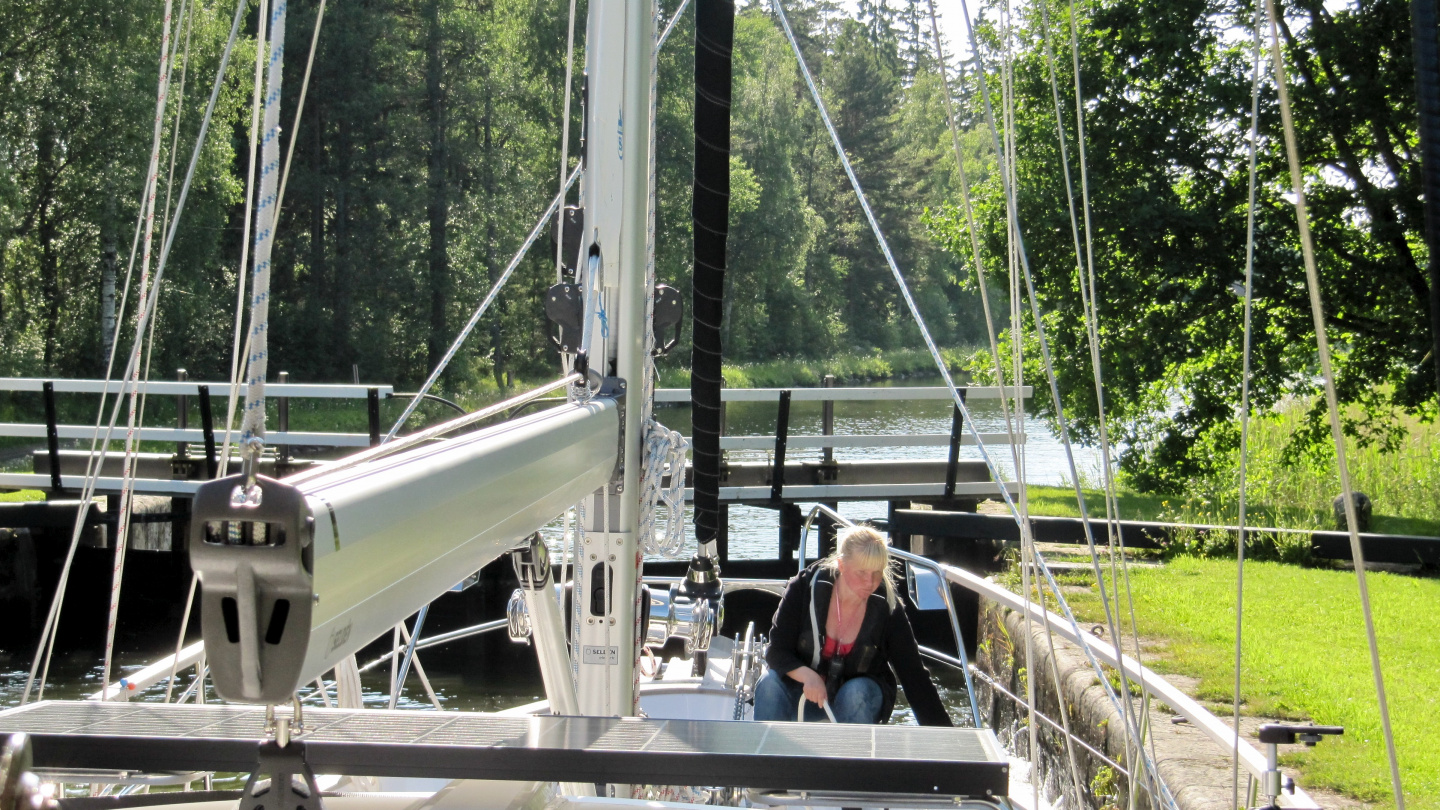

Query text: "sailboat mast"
[575, 0, 654, 717]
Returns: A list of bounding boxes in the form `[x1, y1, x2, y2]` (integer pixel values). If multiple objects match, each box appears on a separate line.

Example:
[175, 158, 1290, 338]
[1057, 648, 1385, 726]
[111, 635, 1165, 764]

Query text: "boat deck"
[0, 702, 1008, 798]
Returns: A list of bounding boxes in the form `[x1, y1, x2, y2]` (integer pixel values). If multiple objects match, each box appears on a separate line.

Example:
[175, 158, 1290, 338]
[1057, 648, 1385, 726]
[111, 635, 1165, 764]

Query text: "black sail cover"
[691, 0, 735, 551]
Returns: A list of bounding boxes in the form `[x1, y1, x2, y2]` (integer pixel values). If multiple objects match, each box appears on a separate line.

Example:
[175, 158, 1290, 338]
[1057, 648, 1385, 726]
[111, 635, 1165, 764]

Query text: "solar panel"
[0, 702, 1008, 798]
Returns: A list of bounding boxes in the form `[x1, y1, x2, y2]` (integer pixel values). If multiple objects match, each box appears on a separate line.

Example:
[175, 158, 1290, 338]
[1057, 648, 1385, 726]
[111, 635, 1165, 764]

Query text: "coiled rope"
[637, 0, 689, 561]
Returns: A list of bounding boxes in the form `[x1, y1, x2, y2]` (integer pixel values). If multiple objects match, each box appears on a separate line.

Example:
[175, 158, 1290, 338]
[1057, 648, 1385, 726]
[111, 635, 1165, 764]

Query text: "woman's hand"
[789, 667, 828, 707]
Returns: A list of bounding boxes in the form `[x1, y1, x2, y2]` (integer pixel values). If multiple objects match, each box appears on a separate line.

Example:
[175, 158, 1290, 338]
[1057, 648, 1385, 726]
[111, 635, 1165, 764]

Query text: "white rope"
[224, 0, 325, 476]
[385, 165, 582, 441]
[23, 0, 249, 705]
[1262, 0, 1405, 803]
[1231, 2, 1265, 805]
[220, 0, 269, 478]
[796, 695, 838, 723]
[657, 0, 691, 50]
[639, 421, 689, 557]
[239, 0, 288, 492]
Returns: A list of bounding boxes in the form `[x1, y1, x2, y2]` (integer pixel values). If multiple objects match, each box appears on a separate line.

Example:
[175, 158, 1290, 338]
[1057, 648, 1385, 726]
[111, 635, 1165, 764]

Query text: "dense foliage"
[0, 0, 989, 395]
[926, 0, 1433, 489]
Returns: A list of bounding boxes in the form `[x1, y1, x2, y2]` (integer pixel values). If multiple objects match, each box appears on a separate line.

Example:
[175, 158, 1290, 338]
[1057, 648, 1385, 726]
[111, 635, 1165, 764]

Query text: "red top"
[822, 635, 854, 660]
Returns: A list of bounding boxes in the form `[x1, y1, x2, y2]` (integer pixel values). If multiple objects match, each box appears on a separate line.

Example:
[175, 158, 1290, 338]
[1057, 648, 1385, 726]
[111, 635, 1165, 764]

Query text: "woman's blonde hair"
[821, 525, 899, 610]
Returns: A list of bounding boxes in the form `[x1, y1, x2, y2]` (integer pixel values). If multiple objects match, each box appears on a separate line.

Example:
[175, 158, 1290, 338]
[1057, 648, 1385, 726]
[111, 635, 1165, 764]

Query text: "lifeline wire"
[385, 164, 583, 441]
[1232, 0, 1266, 805]
[31, 0, 249, 705]
[778, 0, 1172, 800]
[239, 0, 289, 492]
[1263, 0, 1405, 803]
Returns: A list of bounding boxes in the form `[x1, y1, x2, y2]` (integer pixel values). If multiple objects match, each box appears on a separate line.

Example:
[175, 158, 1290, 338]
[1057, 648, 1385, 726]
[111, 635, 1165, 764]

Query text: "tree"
[926, 0, 1430, 491]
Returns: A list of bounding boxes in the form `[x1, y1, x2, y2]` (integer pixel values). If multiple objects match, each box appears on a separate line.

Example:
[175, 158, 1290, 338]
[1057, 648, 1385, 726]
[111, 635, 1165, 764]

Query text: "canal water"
[0, 377, 1102, 725]
[644, 376, 1104, 560]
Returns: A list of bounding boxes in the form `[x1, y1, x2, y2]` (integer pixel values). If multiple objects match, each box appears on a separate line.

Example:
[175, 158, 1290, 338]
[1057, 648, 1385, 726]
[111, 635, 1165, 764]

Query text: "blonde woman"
[753, 526, 952, 725]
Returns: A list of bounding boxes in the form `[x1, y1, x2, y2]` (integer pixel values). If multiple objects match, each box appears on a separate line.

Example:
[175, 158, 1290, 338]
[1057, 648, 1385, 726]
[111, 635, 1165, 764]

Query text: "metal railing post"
[277, 371, 292, 470]
[770, 390, 791, 503]
[42, 380, 62, 493]
[176, 369, 189, 460]
[196, 385, 218, 479]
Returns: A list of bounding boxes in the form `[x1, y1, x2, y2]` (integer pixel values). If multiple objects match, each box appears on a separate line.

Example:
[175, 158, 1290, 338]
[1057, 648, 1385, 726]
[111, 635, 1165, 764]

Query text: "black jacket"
[763, 563, 953, 726]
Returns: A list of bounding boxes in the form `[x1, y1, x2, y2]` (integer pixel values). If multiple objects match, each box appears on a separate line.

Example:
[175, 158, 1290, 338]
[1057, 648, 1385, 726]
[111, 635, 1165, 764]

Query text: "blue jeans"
[752, 669, 883, 724]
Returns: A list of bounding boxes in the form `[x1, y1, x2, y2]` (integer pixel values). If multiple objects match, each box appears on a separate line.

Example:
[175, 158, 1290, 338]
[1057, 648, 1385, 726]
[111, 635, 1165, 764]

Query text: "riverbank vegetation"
[925, 0, 1432, 499]
[1019, 394, 1440, 542]
[1045, 558, 1439, 809]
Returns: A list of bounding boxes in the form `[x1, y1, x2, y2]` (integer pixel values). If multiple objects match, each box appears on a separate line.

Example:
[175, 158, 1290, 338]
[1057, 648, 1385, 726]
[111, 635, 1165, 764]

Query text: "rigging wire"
[385, 165, 583, 441]
[160, 0, 194, 243]
[98, 0, 178, 698]
[1036, 0, 1160, 789]
[944, 0, 1170, 800]
[1262, 0, 1406, 803]
[996, 0, 1040, 803]
[555, 0, 580, 283]
[777, 0, 1082, 749]
[912, 19, 1078, 783]
[775, 0, 1172, 800]
[273, 0, 328, 228]
[23, 0, 251, 705]
[1231, 0, 1266, 804]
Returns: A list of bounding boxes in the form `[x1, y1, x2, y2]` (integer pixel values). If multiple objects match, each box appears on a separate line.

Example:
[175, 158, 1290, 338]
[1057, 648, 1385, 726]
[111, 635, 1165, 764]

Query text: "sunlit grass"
[1053, 558, 1438, 808]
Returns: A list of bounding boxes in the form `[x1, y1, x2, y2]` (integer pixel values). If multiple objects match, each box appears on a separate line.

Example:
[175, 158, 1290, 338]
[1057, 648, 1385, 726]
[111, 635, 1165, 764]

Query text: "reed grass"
[1021, 397, 1440, 541]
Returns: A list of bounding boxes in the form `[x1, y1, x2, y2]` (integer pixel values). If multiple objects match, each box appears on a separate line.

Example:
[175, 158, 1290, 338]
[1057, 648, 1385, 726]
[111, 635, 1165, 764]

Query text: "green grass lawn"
[0, 489, 43, 502]
[1055, 557, 1437, 808]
